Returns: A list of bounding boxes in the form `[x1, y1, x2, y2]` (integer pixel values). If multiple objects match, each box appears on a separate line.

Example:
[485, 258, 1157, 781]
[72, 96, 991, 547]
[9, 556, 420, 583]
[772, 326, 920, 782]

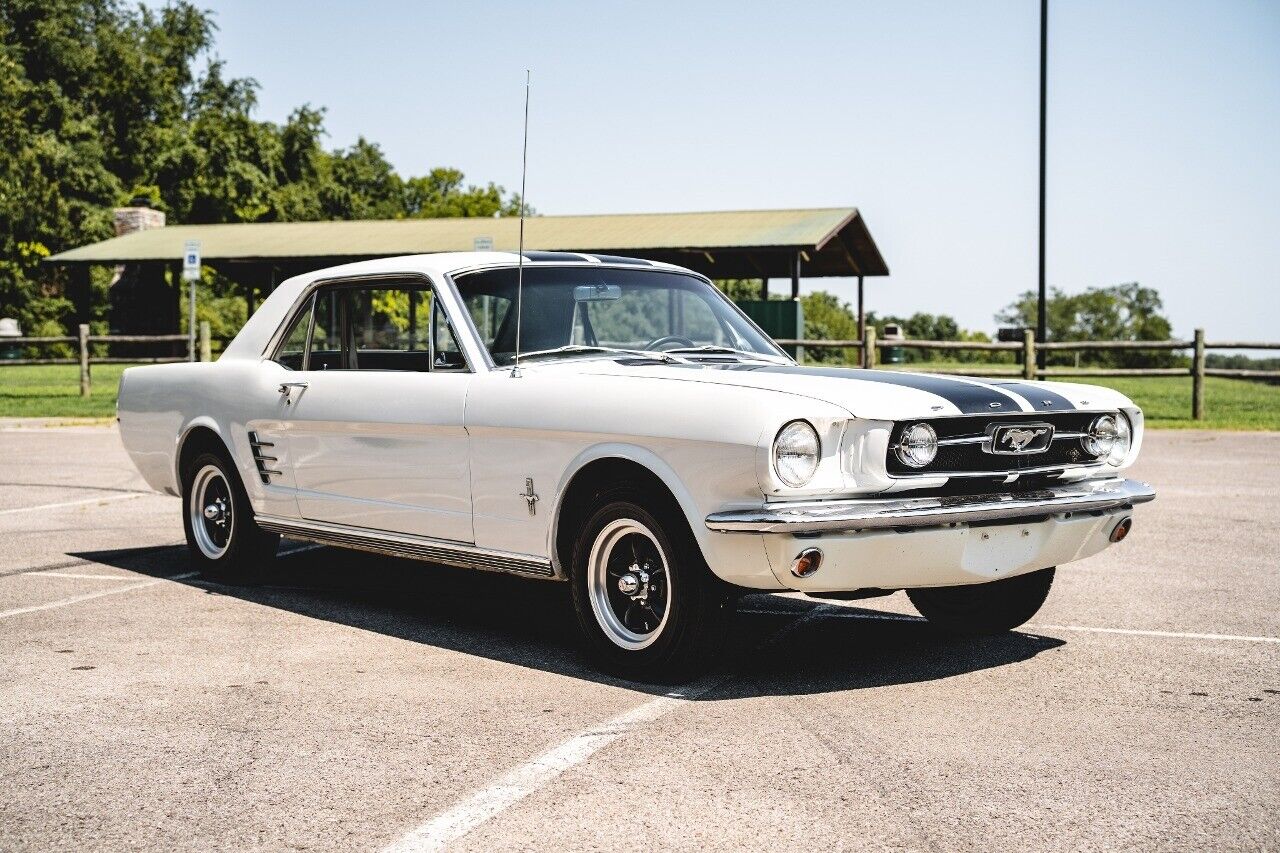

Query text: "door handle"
[278, 381, 309, 397]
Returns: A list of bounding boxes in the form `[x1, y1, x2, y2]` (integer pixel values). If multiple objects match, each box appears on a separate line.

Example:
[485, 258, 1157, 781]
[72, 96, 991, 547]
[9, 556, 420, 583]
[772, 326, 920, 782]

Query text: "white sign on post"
[473, 236, 493, 252]
[182, 240, 201, 281]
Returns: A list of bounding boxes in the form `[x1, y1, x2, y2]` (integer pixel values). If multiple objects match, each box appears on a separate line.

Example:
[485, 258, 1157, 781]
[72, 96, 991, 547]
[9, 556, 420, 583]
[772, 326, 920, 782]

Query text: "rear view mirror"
[573, 283, 622, 302]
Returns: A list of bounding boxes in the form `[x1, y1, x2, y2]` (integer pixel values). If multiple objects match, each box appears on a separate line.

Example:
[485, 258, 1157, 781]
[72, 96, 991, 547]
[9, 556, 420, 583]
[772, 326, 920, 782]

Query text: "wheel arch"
[549, 445, 706, 579]
[174, 418, 234, 488]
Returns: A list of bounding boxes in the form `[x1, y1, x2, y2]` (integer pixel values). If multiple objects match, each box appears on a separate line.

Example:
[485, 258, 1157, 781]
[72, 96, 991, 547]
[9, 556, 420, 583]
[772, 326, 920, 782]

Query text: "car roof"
[219, 251, 696, 362]
[297, 251, 690, 280]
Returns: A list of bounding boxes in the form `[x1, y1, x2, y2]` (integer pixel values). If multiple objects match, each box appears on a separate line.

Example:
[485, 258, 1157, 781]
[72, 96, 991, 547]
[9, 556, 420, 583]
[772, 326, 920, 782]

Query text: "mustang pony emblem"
[1003, 427, 1047, 451]
[987, 423, 1055, 455]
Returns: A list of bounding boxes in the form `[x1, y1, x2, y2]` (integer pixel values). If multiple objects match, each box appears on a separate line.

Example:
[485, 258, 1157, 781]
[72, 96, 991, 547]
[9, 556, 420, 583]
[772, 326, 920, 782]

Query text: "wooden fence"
[3, 321, 1277, 418]
[0, 322, 213, 396]
[774, 328, 1280, 420]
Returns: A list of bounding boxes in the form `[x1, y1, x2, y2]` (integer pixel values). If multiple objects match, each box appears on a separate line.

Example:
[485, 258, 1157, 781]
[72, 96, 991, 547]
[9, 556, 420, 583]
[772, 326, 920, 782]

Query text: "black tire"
[181, 449, 279, 581]
[568, 485, 732, 683]
[906, 567, 1055, 635]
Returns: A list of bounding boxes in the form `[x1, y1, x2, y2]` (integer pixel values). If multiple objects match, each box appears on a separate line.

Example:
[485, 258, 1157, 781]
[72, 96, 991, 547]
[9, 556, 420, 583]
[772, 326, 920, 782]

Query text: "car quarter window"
[273, 296, 314, 369]
[280, 281, 464, 372]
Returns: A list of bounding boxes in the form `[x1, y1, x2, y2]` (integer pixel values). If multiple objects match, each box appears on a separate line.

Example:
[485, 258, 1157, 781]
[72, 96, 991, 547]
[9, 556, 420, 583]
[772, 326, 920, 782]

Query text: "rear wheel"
[906, 567, 1055, 635]
[182, 450, 279, 581]
[569, 488, 731, 683]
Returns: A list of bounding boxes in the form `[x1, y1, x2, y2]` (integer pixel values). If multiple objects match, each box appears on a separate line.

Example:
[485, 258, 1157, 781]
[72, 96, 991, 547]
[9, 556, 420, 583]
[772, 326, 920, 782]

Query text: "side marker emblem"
[519, 478, 539, 515]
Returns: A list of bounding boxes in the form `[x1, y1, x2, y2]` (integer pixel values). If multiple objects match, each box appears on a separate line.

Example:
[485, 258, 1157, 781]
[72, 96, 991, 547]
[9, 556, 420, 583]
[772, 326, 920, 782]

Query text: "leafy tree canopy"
[0, 0, 526, 334]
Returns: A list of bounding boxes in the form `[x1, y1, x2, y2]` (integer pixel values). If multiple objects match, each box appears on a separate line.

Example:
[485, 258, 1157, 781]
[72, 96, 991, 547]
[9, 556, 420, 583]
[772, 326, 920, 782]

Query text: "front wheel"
[182, 450, 279, 581]
[906, 567, 1055, 635]
[569, 490, 730, 683]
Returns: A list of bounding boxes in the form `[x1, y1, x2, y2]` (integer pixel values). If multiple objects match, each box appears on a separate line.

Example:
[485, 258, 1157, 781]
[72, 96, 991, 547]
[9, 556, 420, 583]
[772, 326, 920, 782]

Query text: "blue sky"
[179, 0, 1278, 340]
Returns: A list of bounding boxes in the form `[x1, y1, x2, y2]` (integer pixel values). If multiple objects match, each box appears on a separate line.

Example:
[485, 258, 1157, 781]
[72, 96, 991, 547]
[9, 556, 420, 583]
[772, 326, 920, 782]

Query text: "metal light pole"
[1036, 0, 1049, 369]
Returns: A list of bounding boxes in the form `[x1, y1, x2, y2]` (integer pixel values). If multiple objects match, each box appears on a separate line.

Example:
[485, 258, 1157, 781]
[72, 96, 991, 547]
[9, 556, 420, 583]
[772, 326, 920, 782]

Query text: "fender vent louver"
[247, 431, 281, 484]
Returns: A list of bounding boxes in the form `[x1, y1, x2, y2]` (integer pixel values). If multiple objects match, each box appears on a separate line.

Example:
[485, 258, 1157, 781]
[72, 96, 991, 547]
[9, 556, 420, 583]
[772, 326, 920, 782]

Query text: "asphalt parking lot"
[1, 423, 1276, 852]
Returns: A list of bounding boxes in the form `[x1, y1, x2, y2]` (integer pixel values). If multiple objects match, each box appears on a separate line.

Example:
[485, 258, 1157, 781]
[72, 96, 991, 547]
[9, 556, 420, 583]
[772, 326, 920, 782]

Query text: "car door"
[281, 278, 474, 543]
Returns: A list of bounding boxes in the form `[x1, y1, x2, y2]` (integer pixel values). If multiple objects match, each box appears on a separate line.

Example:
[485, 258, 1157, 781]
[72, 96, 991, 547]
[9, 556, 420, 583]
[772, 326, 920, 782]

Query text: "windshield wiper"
[663, 345, 783, 361]
[515, 345, 674, 363]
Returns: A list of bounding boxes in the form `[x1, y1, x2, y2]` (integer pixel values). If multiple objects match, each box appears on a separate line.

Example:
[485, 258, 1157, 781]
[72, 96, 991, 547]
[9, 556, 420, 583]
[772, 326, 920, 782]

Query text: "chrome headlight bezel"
[1090, 412, 1121, 458]
[772, 420, 821, 488]
[895, 422, 939, 469]
[1105, 411, 1133, 465]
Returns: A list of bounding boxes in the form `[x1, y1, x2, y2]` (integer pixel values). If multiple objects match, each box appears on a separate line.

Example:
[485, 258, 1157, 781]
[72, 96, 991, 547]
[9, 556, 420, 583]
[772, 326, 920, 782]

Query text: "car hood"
[556, 358, 1135, 420]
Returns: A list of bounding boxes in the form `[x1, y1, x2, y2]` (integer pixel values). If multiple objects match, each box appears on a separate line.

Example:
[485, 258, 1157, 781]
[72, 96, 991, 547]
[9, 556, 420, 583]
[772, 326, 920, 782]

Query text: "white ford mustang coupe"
[118, 252, 1154, 681]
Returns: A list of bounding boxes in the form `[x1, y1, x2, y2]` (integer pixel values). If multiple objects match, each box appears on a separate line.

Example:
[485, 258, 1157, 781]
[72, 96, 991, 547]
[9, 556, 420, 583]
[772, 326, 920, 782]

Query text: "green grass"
[2, 362, 1278, 430]
[870, 361, 1280, 430]
[0, 363, 131, 419]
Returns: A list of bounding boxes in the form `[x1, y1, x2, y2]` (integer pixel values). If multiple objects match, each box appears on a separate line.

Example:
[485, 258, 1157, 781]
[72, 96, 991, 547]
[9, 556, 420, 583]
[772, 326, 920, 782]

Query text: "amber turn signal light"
[790, 547, 824, 578]
[1109, 516, 1133, 543]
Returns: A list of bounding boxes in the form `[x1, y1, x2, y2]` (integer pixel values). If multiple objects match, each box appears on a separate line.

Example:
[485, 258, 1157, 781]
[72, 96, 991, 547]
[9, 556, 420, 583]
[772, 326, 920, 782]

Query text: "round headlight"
[773, 421, 820, 487]
[1083, 414, 1120, 458]
[1106, 412, 1132, 465]
[896, 423, 938, 468]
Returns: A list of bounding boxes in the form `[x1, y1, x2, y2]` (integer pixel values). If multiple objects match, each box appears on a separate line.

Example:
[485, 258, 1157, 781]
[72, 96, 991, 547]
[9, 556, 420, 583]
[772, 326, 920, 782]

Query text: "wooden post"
[199, 320, 212, 362]
[78, 323, 90, 397]
[1023, 329, 1036, 380]
[864, 325, 877, 369]
[856, 275, 865, 346]
[1192, 327, 1205, 420]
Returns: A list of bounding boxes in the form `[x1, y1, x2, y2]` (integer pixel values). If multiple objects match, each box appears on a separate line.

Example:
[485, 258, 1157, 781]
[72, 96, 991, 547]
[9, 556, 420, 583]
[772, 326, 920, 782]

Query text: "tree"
[996, 283, 1177, 367]
[0, 0, 527, 338]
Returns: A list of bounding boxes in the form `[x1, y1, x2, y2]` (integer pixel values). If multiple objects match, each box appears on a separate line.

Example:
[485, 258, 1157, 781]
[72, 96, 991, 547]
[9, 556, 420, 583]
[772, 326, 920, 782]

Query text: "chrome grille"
[887, 412, 1107, 478]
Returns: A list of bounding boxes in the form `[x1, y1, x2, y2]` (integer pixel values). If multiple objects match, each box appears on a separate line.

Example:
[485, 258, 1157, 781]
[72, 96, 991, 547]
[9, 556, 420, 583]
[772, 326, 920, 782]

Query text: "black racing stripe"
[718, 365, 1023, 414]
[990, 381, 1076, 411]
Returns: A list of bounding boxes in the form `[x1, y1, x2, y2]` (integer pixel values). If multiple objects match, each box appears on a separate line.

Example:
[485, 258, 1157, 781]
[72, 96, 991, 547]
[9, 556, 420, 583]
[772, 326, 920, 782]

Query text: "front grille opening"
[887, 412, 1108, 478]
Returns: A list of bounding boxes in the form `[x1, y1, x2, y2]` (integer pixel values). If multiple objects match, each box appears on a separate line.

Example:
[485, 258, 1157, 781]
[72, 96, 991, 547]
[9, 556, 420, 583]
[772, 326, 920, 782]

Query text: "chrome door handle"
[278, 381, 309, 396]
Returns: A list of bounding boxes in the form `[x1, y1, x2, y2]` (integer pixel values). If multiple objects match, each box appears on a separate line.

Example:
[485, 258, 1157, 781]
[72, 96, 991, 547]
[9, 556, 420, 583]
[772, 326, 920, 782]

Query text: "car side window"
[292, 281, 466, 373]
[273, 299, 313, 369]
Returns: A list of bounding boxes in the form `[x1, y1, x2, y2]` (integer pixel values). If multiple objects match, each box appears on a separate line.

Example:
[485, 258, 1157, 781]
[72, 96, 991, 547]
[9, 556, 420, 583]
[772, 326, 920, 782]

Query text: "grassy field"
[1, 362, 1277, 429]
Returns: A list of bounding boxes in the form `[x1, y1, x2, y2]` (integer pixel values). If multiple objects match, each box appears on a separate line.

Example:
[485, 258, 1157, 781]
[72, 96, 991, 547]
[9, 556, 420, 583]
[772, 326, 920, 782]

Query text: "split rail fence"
[1, 322, 213, 397]
[773, 328, 1280, 420]
[3, 322, 1277, 419]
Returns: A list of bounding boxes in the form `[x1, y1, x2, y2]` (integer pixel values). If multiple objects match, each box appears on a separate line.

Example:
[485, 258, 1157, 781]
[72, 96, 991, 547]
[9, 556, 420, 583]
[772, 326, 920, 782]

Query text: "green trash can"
[0, 318, 22, 361]
[881, 323, 905, 364]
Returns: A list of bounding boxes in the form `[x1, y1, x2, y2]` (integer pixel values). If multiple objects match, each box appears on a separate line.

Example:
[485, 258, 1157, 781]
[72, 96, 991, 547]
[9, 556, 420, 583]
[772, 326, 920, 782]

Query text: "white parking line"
[740, 606, 1280, 644]
[1028, 623, 1280, 644]
[0, 492, 144, 516]
[28, 572, 142, 581]
[381, 606, 832, 853]
[0, 572, 197, 620]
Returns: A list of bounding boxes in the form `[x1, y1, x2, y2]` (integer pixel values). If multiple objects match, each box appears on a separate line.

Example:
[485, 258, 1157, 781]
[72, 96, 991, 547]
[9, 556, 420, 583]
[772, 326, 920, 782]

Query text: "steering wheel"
[645, 334, 696, 351]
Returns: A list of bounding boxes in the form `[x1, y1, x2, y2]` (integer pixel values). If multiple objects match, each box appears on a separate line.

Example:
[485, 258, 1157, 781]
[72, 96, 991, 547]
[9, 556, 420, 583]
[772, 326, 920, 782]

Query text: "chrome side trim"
[705, 478, 1155, 534]
[254, 514, 557, 579]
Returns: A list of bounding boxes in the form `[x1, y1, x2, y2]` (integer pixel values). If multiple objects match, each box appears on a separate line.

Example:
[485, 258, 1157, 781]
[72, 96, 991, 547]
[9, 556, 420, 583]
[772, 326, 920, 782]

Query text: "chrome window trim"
[446, 263, 792, 369]
[261, 272, 482, 373]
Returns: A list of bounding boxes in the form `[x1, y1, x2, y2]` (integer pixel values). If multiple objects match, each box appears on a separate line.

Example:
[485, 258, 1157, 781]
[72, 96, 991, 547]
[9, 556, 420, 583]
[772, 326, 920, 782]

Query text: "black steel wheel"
[569, 486, 731, 683]
[181, 449, 279, 581]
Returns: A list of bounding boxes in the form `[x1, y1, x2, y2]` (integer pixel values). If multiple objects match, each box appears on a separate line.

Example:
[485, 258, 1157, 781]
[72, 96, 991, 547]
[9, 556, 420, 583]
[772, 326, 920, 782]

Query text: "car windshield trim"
[450, 265, 791, 369]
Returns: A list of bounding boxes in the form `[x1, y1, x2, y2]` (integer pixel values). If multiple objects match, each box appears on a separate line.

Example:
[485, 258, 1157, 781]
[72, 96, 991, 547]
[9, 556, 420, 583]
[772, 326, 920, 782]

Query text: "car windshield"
[451, 266, 786, 366]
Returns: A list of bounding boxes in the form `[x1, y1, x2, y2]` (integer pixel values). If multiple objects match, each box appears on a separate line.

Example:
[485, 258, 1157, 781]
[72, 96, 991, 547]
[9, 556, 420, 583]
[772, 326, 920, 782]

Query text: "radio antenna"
[511, 69, 531, 378]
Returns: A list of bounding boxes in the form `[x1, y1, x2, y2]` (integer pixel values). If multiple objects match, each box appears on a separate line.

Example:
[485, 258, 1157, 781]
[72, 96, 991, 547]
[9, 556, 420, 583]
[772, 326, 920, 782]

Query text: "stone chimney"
[112, 196, 166, 236]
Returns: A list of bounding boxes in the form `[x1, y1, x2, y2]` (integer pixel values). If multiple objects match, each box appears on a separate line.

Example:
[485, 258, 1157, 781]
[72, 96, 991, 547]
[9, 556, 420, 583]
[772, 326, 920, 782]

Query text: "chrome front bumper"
[705, 478, 1155, 535]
